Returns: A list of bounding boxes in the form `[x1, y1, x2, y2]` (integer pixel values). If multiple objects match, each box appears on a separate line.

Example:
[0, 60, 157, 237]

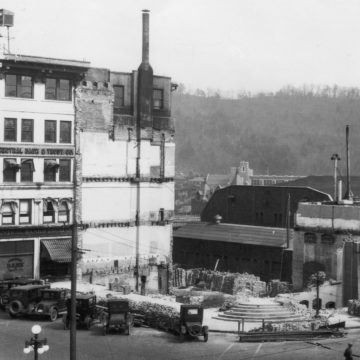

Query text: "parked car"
[7, 284, 50, 318]
[171, 305, 208, 342]
[33, 288, 69, 321]
[0, 278, 44, 309]
[102, 299, 132, 335]
[62, 294, 104, 330]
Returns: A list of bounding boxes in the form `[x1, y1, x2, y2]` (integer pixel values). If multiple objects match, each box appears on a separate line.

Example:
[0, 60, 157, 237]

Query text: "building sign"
[0, 146, 74, 157]
[7, 257, 24, 272]
[0, 255, 33, 280]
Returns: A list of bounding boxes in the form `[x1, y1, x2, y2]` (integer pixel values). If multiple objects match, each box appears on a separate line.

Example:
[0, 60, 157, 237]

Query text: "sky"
[1, 0, 360, 94]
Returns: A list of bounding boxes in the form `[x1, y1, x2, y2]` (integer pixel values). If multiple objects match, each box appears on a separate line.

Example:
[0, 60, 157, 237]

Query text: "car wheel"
[49, 307, 58, 322]
[9, 300, 23, 318]
[204, 333, 208, 342]
[84, 315, 91, 330]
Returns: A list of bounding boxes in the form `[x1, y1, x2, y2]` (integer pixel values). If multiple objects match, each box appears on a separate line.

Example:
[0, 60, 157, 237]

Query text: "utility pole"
[286, 193, 291, 248]
[344, 125, 353, 200]
[70, 87, 79, 360]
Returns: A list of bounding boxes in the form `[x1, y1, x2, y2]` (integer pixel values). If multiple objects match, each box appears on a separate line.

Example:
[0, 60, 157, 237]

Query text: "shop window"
[21, 119, 34, 143]
[3, 158, 20, 182]
[5, 74, 33, 98]
[19, 200, 31, 224]
[43, 201, 55, 223]
[153, 89, 164, 110]
[20, 159, 35, 182]
[114, 85, 125, 107]
[45, 120, 57, 143]
[58, 202, 69, 223]
[1, 202, 16, 225]
[60, 121, 71, 143]
[321, 234, 335, 245]
[44, 159, 59, 182]
[304, 232, 317, 244]
[45, 78, 71, 101]
[4, 118, 17, 142]
[59, 159, 71, 181]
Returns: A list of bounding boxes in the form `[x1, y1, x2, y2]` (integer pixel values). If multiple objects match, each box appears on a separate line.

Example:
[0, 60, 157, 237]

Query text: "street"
[0, 310, 359, 360]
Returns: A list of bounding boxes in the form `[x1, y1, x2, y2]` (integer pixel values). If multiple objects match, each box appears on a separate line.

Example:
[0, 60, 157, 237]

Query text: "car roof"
[181, 304, 202, 309]
[41, 288, 65, 292]
[10, 284, 47, 291]
[75, 293, 95, 300]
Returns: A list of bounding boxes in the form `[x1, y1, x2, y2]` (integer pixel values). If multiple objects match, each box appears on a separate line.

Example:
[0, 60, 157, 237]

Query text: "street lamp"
[23, 324, 50, 359]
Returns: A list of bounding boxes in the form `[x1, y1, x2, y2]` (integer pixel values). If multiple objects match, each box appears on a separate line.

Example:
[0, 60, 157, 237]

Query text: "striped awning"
[41, 238, 72, 263]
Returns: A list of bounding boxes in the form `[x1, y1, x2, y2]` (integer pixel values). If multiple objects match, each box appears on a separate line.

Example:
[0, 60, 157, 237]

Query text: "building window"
[304, 232, 317, 244]
[114, 85, 124, 107]
[44, 159, 59, 182]
[59, 159, 71, 182]
[43, 200, 55, 223]
[19, 200, 31, 224]
[60, 121, 71, 143]
[153, 89, 164, 110]
[20, 159, 35, 182]
[21, 119, 34, 142]
[5, 74, 33, 98]
[45, 120, 57, 143]
[58, 201, 69, 223]
[4, 118, 17, 142]
[45, 78, 71, 101]
[321, 234, 335, 245]
[3, 158, 20, 182]
[1, 202, 16, 225]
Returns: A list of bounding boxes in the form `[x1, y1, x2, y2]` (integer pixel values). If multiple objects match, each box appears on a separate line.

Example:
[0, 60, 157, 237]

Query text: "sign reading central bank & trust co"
[0, 146, 74, 157]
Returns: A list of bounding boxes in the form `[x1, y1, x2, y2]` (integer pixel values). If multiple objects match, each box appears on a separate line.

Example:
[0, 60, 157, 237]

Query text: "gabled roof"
[275, 175, 360, 198]
[174, 222, 292, 248]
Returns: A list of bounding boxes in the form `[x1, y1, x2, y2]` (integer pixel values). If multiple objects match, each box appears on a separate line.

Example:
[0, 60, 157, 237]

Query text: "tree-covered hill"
[173, 85, 360, 176]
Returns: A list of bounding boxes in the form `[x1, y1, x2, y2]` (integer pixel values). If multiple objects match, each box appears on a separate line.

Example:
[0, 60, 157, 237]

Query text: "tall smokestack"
[344, 125, 353, 200]
[142, 9, 150, 65]
[137, 9, 153, 130]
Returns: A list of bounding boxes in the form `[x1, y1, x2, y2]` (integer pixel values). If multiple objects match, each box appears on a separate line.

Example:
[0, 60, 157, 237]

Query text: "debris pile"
[347, 299, 360, 315]
[172, 268, 266, 296]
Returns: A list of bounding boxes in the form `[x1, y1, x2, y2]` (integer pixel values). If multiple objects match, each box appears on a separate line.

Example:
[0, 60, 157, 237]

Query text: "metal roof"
[173, 222, 292, 248]
[41, 238, 71, 263]
[2, 53, 90, 68]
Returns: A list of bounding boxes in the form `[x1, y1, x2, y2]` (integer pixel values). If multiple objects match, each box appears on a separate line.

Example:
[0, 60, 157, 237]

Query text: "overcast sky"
[1, 0, 360, 94]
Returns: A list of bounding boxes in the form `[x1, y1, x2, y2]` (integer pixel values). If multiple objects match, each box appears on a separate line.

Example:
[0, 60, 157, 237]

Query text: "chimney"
[137, 9, 153, 130]
[142, 9, 150, 65]
[344, 125, 353, 201]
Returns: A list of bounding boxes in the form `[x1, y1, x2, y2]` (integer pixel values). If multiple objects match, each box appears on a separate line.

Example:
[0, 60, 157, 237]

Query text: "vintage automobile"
[6, 284, 50, 318]
[62, 294, 104, 330]
[33, 288, 69, 321]
[171, 304, 208, 342]
[0, 278, 44, 309]
[102, 299, 132, 335]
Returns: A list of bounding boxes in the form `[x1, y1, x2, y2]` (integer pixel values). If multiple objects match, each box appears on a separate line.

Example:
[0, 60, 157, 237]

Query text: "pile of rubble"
[172, 268, 266, 296]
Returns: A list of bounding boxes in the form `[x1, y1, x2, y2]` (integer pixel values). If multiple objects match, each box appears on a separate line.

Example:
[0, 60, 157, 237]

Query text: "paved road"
[0, 310, 359, 360]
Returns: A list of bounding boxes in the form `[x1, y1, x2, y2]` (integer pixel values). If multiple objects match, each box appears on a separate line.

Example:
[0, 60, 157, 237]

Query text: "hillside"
[172, 86, 360, 176]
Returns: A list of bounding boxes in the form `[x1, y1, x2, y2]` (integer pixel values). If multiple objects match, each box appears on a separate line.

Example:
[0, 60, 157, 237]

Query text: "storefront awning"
[4, 159, 21, 170]
[45, 160, 60, 169]
[41, 239, 71, 263]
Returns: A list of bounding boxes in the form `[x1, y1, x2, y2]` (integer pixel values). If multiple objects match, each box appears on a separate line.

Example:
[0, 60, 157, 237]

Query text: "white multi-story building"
[0, 10, 176, 294]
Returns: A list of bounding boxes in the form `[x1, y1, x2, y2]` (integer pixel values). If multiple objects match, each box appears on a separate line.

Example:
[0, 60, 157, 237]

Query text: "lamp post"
[23, 324, 49, 360]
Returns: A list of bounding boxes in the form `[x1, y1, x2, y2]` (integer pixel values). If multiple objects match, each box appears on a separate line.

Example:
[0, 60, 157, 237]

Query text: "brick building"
[293, 201, 360, 306]
[173, 185, 331, 283]
[0, 11, 176, 293]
